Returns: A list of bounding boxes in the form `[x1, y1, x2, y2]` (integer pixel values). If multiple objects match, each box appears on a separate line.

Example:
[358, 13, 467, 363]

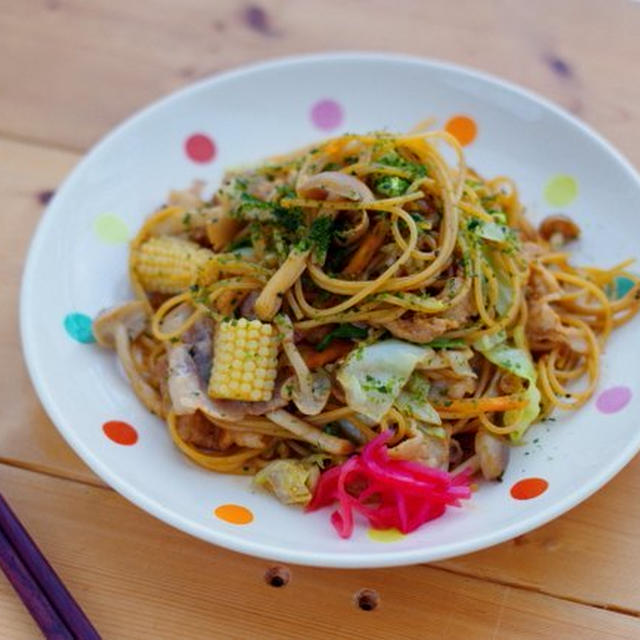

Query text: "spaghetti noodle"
[93, 127, 640, 520]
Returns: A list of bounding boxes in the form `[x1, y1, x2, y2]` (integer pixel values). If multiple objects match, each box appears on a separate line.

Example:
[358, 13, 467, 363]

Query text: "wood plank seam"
[0, 129, 86, 156]
[1, 459, 637, 621]
[431, 564, 640, 620]
[0, 458, 107, 490]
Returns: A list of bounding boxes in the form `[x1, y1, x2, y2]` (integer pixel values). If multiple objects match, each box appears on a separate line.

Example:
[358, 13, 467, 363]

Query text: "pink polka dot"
[185, 134, 216, 163]
[596, 386, 632, 414]
[310, 99, 343, 131]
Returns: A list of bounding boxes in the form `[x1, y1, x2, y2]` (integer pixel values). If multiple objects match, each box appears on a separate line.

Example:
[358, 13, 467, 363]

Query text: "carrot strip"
[299, 339, 354, 369]
[432, 395, 527, 414]
[342, 219, 389, 276]
[215, 290, 247, 315]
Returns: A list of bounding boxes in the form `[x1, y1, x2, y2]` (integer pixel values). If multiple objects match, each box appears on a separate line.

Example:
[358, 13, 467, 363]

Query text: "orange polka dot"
[214, 504, 253, 525]
[510, 477, 548, 500]
[102, 420, 138, 446]
[445, 115, 477, 146]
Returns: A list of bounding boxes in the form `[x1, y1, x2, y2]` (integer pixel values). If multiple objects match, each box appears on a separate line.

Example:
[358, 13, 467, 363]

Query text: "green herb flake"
[273, 206, 303, 233]
[374, 175, 410, 197]
[323, 422, 342, 436]
[377, 152, 427, 179]
[315, 323, 368, 351]
[426, 338, 466, 349]
[309, 216, 334, 262]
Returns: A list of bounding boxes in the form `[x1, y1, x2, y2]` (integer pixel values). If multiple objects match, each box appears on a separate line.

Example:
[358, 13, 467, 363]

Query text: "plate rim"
[20, 51, 640, 568]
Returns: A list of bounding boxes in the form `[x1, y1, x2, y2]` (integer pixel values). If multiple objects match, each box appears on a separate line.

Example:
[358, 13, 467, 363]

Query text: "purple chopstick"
[0, 493, 101, 640]
[0, 527, 73, 639]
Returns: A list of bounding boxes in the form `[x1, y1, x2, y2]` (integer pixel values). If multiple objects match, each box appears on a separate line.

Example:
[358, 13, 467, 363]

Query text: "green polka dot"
[93, 213, 129, 244]
[544, 175, 578, 207]
[367, 528, 406, 543]
[63, 313, 95, 343]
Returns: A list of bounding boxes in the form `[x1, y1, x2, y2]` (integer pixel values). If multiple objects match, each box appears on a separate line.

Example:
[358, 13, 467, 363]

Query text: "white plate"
[21, 53, 640, 568]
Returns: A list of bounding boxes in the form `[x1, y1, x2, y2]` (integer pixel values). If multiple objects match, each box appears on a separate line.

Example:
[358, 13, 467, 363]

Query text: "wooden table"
[3, 1, 640, 637]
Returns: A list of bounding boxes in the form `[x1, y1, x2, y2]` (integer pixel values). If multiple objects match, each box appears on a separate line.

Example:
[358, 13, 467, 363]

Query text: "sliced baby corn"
[208, 318, 279, 402]
[134, 235, 214, 293]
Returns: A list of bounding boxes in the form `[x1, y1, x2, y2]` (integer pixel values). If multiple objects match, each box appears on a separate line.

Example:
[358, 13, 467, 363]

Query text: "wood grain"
[4, 133, 640, 615]
[3, 1, 640, 636]
[1, 462, 639, 640]
[0, 138, 100, 485]
[439, 457, 640, 614]
[1, 0, 640, 162]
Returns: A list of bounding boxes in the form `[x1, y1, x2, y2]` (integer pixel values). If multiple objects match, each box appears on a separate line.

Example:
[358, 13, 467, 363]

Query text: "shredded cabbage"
[474, 333, 541, 440]
[336, 340, 427, 421]
[254, 459, 319, 504]
[394, 374, 441, 425]
[479, 342, 537, 383]
[476, 220, 511, 244]
[505, 383, 542, 441]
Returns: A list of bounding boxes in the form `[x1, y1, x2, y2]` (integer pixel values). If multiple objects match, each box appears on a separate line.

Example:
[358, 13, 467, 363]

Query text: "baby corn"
[134, 236, 214, 293]
[208, 318, 279, 402]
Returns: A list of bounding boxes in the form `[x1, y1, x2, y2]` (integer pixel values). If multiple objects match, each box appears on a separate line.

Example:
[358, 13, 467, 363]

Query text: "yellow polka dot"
[544, 174, 578, 207]
[367, 527, 406, 543]
[93, 213, 129, 244]
[214, 504, 254, 525]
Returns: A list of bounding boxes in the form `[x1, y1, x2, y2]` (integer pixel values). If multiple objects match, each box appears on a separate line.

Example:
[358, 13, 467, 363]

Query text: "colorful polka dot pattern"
[510, 478, 549, 500]
[65, 107, 631, 535]
[214, 504, 254, 525]
[93, 213, 129, 244]
[367, 528, 406, 543]
[103, 420, 138, 446]
[185, 133, 216, 163]
[544, 174, 578, 207]
[612, 276, 635, 300]
[596, 386, 632, 414]
[445, 115, 477, 146]
[63, 313, 95, 343]
[310, 99, 344, 131]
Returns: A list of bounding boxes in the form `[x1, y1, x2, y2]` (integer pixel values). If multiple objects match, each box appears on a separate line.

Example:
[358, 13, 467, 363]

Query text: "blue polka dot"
[63, 313, 95, 343]
[614, 276, 635, 299]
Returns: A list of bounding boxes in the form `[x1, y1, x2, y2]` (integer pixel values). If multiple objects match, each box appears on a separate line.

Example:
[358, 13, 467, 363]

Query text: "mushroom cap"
[92, 300, 148, 348]
[291, 369, 331, 416]
[538, 215, 580, 242]
[475, 429, 510, 480]
[297, 171, 375, 203]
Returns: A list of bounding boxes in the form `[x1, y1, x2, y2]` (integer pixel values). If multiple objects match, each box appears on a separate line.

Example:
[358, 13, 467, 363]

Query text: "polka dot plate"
[21, 53, 640, 567]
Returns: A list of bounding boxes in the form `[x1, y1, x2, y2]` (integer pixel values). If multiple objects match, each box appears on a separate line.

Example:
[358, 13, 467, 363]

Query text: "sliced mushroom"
[538, 215, 580, 248]
[276, 315, 330, 415]
[159, 302, 193, 336]
[297, 171, 374, 203]
[92, 301, 163, 415]
[266, 409, 354, 455]
[93, 301, 148, 349]
[333, 209, 370, 246]
[390, 430, 449, 470]
[166, 344, 237, 421]
[475, 429, 510, 480]
[167, 179, 206, 209]
[282, 370, 331, 416]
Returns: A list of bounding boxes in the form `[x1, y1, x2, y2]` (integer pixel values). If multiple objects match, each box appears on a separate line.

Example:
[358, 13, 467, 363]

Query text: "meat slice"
[384, 316, 458, 344]
[181, 317, 214, 382]
[525, 266, 587, 353]
[176, 412, 267, 450]
[215, 372, 291, 417]
[384, 285, 475, 344]
[526, 298, 587, 353]
[176, 412, 224, 450]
